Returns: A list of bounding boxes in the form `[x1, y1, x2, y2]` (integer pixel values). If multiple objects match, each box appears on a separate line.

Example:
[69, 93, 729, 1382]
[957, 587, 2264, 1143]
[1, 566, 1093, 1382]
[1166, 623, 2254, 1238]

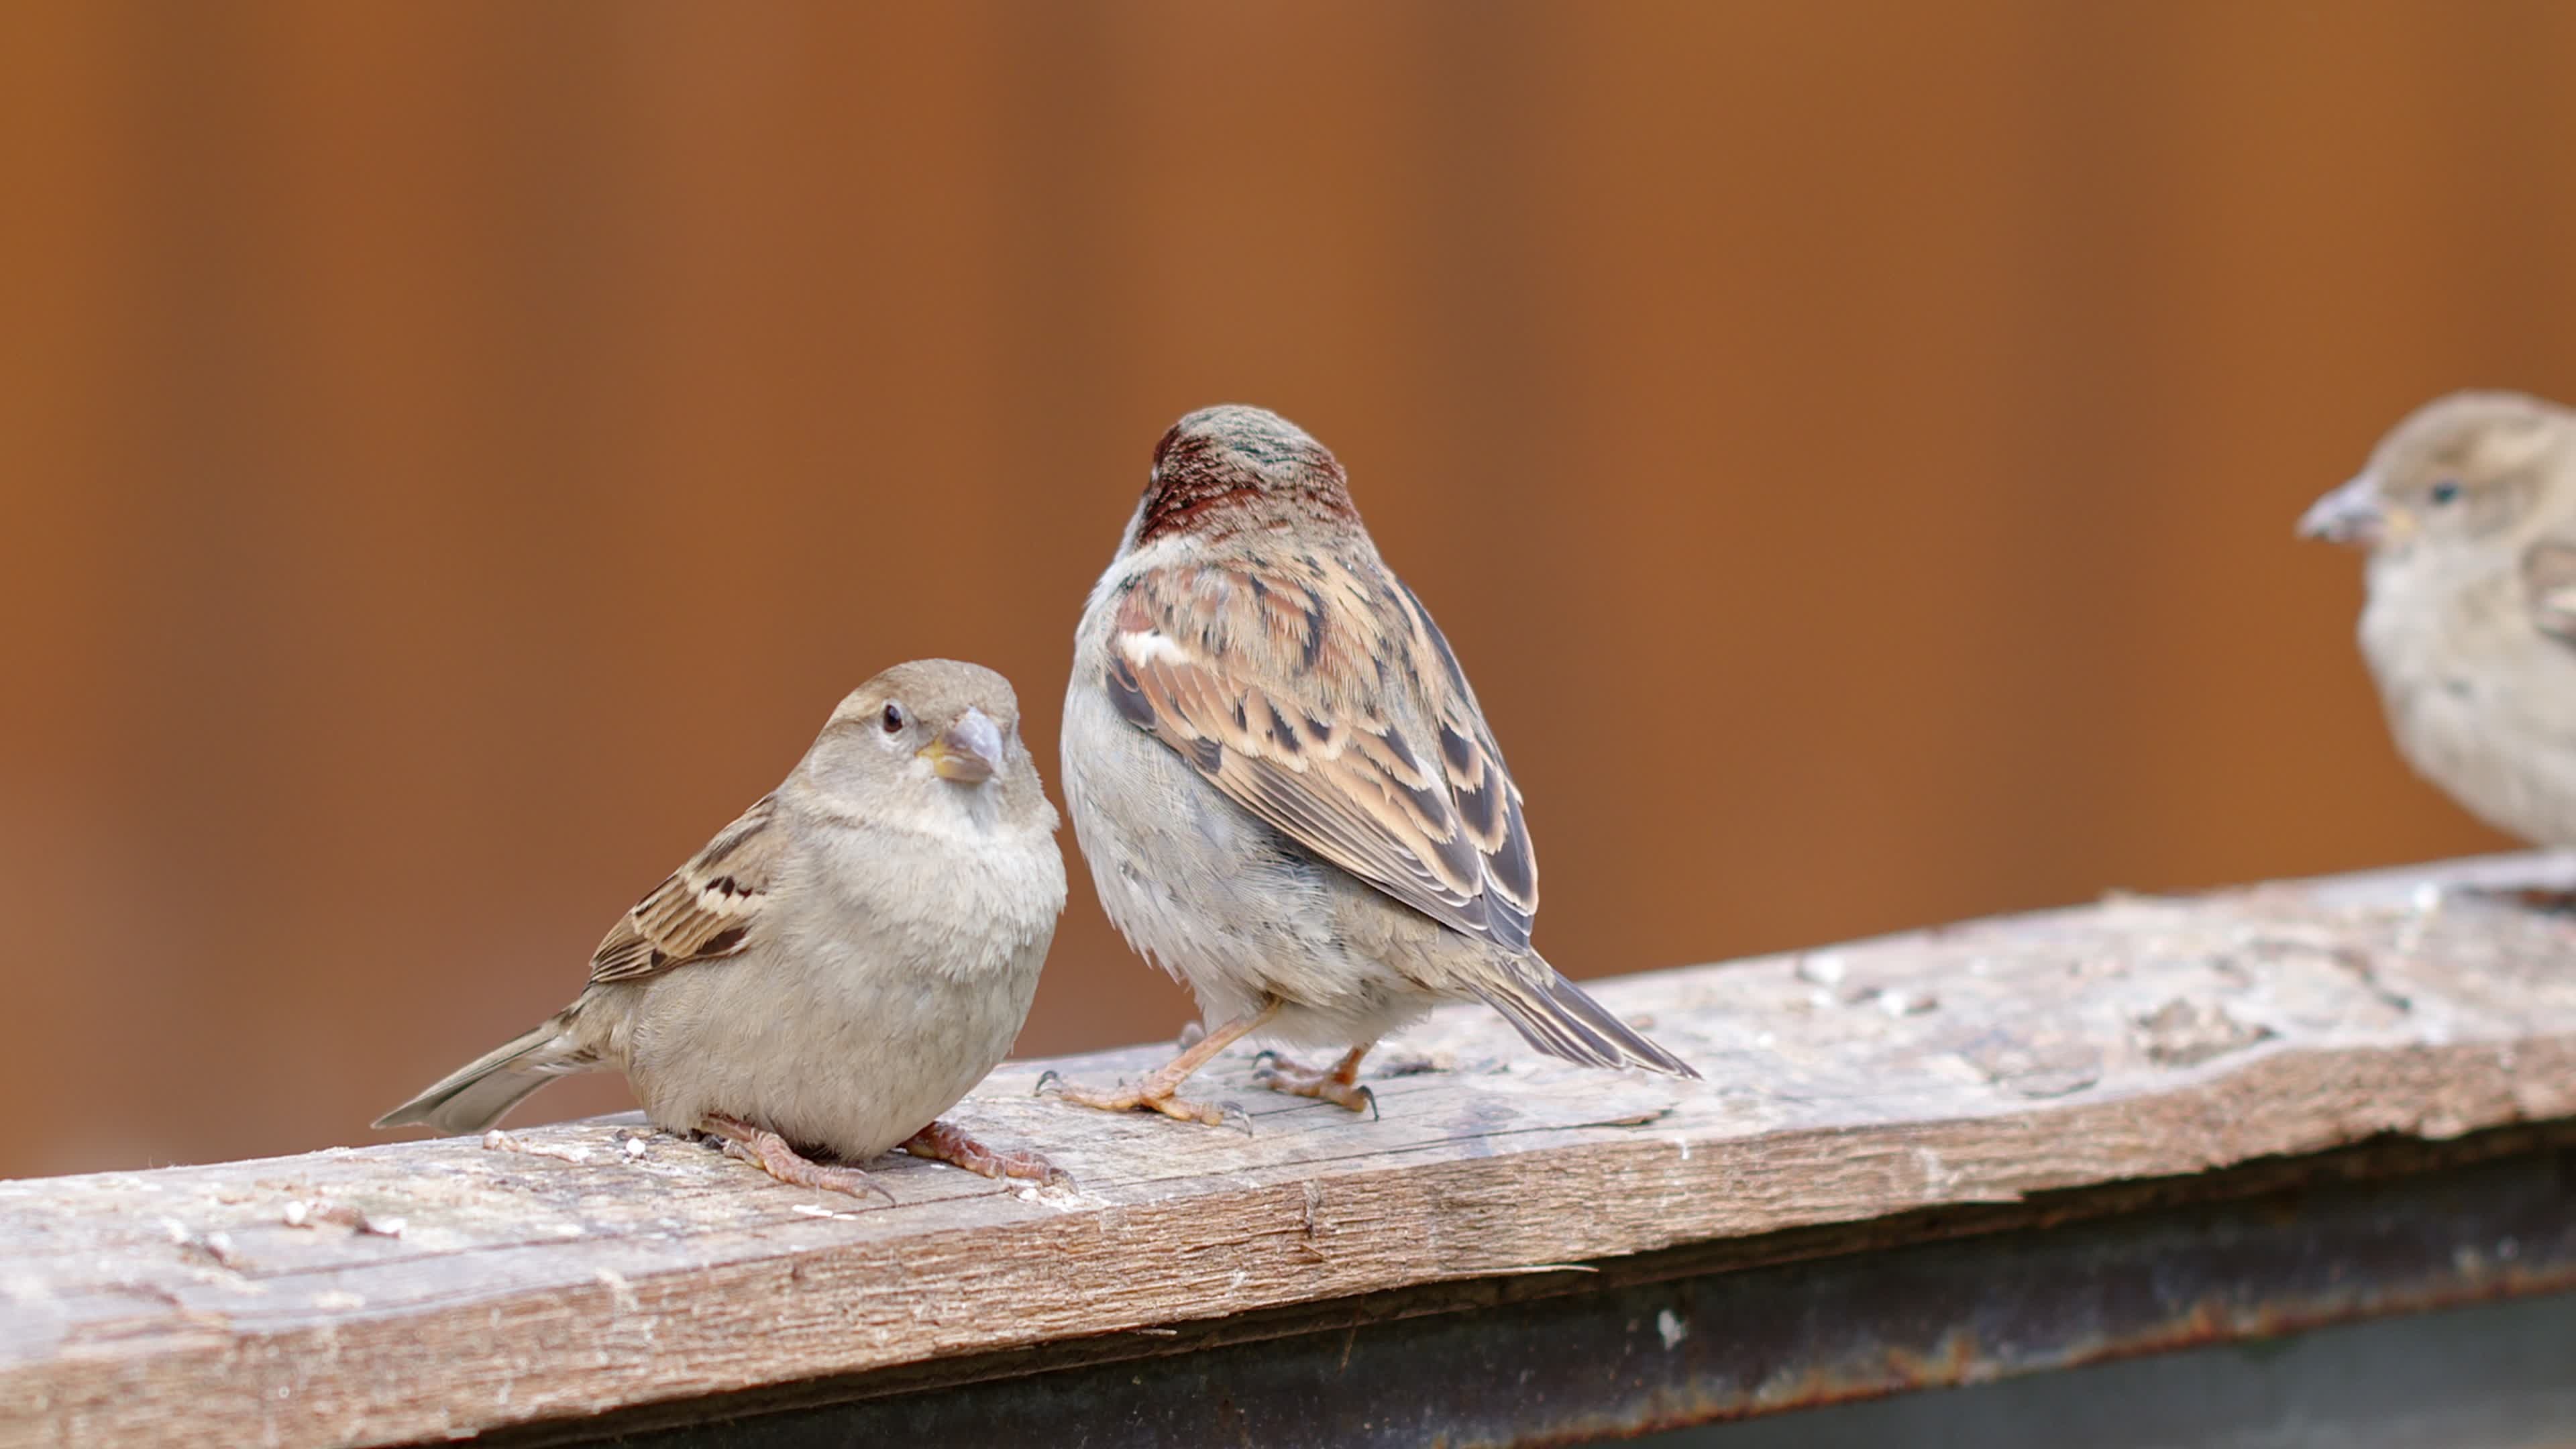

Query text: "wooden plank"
[521, 1140, 2576, 1447]
[7, 853, 2576, 1448]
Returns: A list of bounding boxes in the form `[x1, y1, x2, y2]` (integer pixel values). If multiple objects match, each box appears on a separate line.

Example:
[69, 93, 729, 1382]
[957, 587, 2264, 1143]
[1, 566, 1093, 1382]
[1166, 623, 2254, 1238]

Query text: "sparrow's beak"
[918, 706, 1003, 784]
[2298, 474, 2386, 548]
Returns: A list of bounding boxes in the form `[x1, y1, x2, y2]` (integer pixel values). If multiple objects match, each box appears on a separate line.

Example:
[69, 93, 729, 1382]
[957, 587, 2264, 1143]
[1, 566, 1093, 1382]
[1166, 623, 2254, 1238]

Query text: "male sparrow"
[1047, 405, 1697, 1126]
[378, 659, 1069, 1196]
[2301, 390, 2576, 848]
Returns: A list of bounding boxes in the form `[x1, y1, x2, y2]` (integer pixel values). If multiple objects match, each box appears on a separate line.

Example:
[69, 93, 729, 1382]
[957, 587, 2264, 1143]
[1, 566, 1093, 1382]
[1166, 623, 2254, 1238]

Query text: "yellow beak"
[2298, 473, 2387, 548]
[918, 706, 1003, 784]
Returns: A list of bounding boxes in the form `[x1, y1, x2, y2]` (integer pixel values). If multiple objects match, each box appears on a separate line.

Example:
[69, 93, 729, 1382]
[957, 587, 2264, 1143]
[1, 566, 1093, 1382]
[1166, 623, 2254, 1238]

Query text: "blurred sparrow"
[1046, 405, 1697, 1126]
[378, 660, 1068, 1197]
[2301, 390, 2576, 847]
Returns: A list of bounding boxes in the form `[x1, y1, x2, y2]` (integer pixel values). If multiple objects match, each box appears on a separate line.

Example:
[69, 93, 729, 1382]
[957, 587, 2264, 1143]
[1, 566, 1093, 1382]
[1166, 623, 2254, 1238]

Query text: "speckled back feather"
[587, 795, 784, 983]
[1103, 549, 1538, 954]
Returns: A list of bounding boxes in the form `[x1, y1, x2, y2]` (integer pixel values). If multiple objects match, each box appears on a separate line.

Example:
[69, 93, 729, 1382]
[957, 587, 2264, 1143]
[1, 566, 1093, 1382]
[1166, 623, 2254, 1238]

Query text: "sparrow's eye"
[880, 703, 907, 734]
[2429, 479, 2463, 505]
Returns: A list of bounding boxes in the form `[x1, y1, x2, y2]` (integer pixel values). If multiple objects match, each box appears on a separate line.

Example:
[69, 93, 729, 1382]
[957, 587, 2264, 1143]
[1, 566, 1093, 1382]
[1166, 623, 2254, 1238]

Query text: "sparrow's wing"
[2523, 537, 2576, 647]
[1104, 555, 1538, 952]
[588, 794, 786, 984]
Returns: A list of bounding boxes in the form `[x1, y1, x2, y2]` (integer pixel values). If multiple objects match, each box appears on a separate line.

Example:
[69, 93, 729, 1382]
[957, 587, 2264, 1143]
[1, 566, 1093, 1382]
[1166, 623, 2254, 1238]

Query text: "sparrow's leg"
[900, 1119, 1067, 1185]
[702, 1113, 892, 1203]
[1250, 1042, 1377, 1116]
[1036, 1006, 1274, 1130]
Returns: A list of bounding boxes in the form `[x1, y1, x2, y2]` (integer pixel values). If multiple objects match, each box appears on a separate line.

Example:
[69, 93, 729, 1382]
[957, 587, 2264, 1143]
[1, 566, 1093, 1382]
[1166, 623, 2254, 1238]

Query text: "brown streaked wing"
[2523, 537, 2576, 649]
[1106, 557, 1537, 951]
[587, 794, 784, 984]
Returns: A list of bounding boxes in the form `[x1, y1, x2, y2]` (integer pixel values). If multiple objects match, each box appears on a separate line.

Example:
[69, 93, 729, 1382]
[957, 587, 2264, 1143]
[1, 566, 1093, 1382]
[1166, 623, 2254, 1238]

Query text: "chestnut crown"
[1132, 405, 1358, 547]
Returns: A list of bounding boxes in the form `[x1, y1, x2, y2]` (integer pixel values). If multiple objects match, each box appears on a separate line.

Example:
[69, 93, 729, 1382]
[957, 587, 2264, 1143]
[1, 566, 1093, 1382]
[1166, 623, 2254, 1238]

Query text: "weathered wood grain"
[7, 854, 2576, 1448]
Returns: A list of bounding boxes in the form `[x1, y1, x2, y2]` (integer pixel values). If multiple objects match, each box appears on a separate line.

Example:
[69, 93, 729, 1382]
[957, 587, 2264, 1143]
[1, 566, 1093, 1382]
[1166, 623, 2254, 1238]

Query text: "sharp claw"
[1358, 1085, 1380, 1122]
[1248, 1050, 1279, 1078]
[1033, 1069, 1061, 1097]
[1220, 1101, 1254, 1136]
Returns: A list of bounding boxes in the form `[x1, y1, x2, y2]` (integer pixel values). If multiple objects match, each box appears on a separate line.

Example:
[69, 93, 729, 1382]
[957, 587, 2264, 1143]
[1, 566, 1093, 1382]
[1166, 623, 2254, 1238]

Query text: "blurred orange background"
[7, 2, 2575, 1178]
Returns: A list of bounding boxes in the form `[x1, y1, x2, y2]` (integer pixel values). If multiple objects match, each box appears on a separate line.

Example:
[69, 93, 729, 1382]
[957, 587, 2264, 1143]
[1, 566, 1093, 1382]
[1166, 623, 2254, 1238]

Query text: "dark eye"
[880, 703, 906, 734]
[2429, 479, 2463, 505]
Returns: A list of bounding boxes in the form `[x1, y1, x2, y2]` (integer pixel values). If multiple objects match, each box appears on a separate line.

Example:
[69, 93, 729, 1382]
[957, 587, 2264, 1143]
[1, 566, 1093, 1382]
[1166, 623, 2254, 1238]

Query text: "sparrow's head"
[2301, 391, 2572, 558]
[800, 659, 1053, 832]
[1128, 405, 1359, 549]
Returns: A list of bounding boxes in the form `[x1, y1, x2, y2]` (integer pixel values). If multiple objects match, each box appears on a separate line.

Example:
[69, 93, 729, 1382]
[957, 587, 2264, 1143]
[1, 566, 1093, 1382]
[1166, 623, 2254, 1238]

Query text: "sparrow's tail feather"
[372, 1014, 586, 1136]
[1476, 956, 1700, 1079]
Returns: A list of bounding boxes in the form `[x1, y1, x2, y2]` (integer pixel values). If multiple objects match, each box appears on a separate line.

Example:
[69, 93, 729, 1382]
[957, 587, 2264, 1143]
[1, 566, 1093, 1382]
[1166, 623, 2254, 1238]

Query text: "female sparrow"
[1047, 405, 1698, 1126]
[2301, 390, 2576, 849]
[377, 659, 1068, 1196]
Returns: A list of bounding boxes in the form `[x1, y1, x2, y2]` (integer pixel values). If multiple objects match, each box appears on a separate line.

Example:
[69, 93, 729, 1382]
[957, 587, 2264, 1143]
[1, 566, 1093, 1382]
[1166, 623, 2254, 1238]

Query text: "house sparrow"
[376, 660, 1069, 1197]
[2301, 390, 2576, 847]
[1045, 405, 1698, 1126]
